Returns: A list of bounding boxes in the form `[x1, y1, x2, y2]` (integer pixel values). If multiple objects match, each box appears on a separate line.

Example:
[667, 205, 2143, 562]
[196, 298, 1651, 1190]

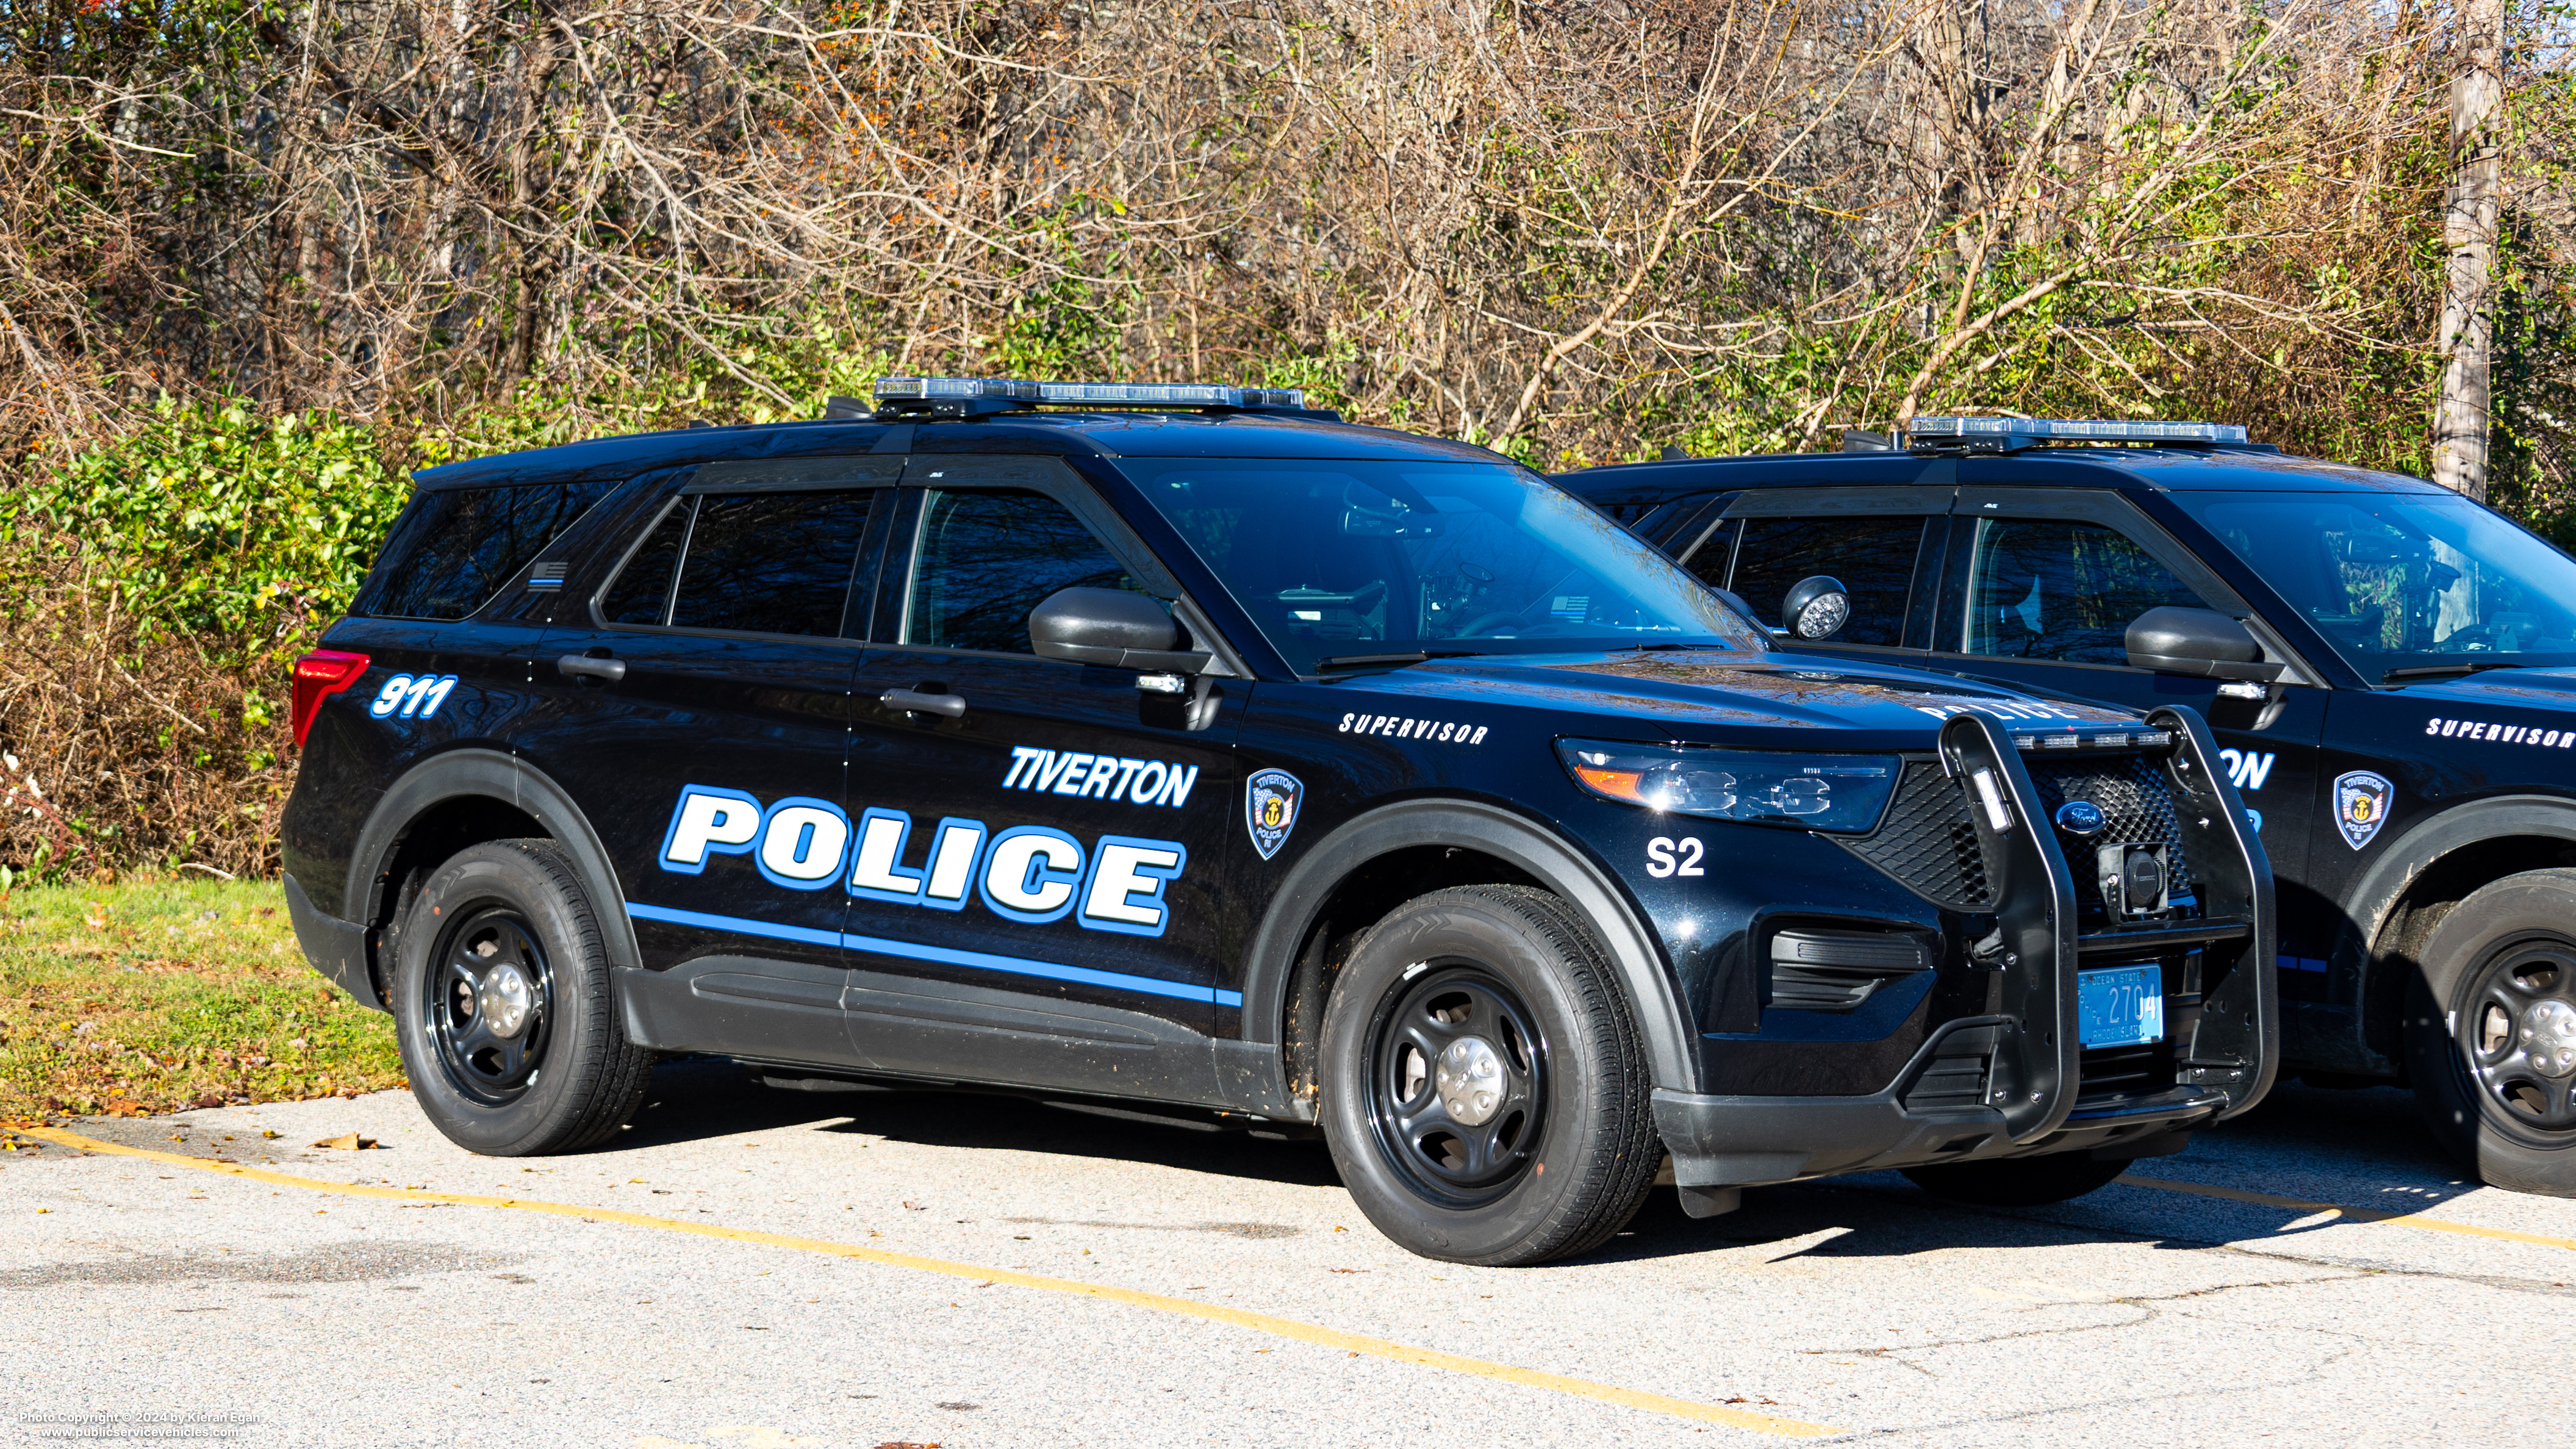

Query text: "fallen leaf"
[260, 1130, 279, 1139]
[311, 1133, 377, 1149]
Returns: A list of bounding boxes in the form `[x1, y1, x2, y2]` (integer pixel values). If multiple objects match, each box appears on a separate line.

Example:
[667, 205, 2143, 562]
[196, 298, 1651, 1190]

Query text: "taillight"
[290, 650, 371, 747]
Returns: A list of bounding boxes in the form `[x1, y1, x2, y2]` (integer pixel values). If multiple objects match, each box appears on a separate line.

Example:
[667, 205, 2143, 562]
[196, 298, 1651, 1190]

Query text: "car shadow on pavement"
[612, 1059, 2519, 1263]
[613, 1057, 1343, 1188]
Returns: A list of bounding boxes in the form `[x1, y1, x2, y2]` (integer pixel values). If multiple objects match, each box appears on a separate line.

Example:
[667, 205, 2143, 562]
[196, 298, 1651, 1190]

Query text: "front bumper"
[1661, 708, 2275, 1195]
[1655, 1021, 2226, 1192]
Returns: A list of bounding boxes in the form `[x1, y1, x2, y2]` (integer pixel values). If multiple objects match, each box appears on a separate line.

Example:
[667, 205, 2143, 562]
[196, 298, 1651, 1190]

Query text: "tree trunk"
[2432, 0, 2505, 502]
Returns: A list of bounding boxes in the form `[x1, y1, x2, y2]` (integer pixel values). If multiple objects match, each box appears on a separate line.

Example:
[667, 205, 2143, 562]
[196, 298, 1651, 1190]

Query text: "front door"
[839, 455, 1243, 1099]
[523, 458, 900, 1065]
[1918, 485, 2330, 952]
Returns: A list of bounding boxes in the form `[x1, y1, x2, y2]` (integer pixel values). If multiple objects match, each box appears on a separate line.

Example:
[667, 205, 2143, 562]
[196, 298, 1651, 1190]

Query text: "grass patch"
[0, 876, 401, 1120]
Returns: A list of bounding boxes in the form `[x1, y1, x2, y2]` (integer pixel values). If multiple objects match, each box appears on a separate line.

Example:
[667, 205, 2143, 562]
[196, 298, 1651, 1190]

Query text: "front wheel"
[1901, 1152, 2130, 1207]
[2405, 869, 2576, 1196]
[391, 839, 654, 1156]
[1318, 885, 1659, 1266]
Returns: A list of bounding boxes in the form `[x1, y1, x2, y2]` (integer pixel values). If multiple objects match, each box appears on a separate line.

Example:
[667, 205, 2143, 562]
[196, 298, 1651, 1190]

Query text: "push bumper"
[1657, 707, 2275, 1215]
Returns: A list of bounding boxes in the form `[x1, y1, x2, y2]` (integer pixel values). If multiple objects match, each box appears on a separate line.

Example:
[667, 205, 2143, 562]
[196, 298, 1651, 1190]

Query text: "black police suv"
[279, 382, 2275, 1265]
[1568, 415, 2576, 1196]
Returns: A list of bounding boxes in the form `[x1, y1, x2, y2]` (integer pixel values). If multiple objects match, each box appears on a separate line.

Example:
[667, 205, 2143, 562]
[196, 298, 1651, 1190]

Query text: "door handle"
[555, 654, 627, 683]
[880, 687, 966, 719]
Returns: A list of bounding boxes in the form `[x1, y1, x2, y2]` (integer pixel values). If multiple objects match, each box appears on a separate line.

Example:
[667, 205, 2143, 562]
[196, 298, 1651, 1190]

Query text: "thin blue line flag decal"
[1245, 768, 1305, 861]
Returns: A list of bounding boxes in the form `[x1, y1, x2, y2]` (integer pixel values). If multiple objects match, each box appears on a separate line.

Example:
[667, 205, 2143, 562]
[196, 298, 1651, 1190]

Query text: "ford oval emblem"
[2054, 799, 2106, 837]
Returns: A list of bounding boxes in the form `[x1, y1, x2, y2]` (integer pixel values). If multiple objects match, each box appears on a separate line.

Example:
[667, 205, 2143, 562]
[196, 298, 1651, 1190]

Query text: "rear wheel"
[1903, 1152, 2130, 1207]
[2405, 869, 2576, 1196]
[392, 840, 653, 1156]
[1319, 885, 1659, 1266]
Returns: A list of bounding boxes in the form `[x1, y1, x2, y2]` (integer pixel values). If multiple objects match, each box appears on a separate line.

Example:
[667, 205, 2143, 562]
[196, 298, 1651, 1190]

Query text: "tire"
[1901, 1152, 2130, 1207]
[1318, 885, 1659, 1266]
[390, 839, 654, 1156]
[2403, 868, 2576, 1196]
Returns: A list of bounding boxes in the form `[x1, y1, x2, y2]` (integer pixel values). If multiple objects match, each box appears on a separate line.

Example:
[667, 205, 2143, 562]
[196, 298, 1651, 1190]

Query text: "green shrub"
[4, 398, 409, 647]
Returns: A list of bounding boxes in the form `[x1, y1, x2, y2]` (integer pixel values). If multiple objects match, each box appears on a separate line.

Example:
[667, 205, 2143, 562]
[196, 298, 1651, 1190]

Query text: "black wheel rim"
[1362, 962, 1549, 1209]
[424, 904, 556, 1108]
[2454, 933, 2576, 1138]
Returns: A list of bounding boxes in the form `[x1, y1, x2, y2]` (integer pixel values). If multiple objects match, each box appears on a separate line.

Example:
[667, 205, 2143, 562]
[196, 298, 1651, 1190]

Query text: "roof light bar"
[870, 376, 1308, 414]
[1907, 416, 2247, 451]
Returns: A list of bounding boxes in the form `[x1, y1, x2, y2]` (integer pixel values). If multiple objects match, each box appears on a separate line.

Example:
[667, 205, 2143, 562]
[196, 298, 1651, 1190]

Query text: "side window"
[1960, 519, 2206, 663]
[600, 503, 688, 625]
[599, 490, 876, 637]
[352, 476, 620, 620]
[903, 489, 1140, 653]
[1723, 516, 1926, 647]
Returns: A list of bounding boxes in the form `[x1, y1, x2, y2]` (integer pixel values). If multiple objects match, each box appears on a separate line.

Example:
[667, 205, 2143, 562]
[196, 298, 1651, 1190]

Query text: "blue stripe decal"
[626, 901, 1242, 1008]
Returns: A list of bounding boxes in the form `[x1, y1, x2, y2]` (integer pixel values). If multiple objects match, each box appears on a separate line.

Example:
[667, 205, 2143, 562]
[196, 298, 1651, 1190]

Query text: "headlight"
[1557, 739, 1901, 834]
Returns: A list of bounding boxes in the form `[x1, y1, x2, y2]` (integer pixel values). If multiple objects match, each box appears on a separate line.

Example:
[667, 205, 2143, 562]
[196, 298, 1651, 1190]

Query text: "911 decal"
[657, 785, 1186, 938]
[367, 673, 458, 721]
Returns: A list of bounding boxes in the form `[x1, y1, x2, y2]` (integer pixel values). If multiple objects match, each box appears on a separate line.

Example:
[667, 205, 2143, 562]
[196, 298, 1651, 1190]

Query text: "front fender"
[1233, 798, 1697, 1099]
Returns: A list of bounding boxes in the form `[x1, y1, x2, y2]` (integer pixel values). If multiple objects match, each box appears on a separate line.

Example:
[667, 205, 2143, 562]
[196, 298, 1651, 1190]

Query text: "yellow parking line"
[2118, 1173, 2576, 1252]
[24, 1126, 1832, 1437]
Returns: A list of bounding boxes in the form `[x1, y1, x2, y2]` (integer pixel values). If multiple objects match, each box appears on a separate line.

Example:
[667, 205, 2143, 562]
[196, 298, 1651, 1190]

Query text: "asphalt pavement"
[4, 1060, 2566, 1448]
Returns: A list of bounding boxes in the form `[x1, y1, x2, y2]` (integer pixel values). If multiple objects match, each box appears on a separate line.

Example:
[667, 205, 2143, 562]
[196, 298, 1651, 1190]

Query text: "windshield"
[2170, 490, 2576, 680]
[1116, 458, 1766, 674]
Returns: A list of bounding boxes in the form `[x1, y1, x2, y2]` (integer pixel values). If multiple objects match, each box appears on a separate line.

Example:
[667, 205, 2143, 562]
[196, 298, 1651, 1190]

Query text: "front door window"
[1960, 519, 2209, 661]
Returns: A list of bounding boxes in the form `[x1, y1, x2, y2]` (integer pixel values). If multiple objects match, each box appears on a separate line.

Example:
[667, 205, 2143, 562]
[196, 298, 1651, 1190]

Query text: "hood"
[1333, 649, 2140, 741]
[2394, 668, 2576, 711]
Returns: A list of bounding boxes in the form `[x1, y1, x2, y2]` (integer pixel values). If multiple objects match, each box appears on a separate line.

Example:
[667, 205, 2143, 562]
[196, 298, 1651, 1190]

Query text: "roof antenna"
[1659, 445, 1689, 462]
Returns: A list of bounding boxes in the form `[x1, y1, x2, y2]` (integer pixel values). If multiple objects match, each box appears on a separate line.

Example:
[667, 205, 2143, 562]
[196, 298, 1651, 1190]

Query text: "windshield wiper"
[2383, 661, 2533, 683]
[1315, 650, 1482, 674]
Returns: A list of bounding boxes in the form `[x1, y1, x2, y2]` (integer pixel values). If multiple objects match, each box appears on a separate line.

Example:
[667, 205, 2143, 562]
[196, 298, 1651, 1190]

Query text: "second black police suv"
[1570, 415, 2576, 1198]
[278, 382, 2274, 1265]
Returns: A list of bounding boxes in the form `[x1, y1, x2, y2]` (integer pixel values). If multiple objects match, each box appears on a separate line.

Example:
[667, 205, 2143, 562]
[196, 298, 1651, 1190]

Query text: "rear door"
[838, 454, 1244, 1101]
[1698, 478, 1956, 655]
[522, 456, 903, 1066]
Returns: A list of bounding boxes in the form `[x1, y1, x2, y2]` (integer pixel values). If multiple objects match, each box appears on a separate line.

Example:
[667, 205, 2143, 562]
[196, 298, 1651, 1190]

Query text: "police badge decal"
[2332, 770, 2394, 850]
[1244, 769, 1305, 860]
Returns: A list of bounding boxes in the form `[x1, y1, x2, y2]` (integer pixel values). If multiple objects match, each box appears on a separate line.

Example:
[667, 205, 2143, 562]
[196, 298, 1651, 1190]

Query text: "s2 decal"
[656, 785, 1186, 938]
[1645, 836, 1705, 879]
[367, 673, 459, 721]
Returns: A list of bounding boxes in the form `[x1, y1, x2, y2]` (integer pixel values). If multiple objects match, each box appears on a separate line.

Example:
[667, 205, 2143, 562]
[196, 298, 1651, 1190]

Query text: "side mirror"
[2125, 606, 2281, 681]
[1030, 588, 1211, 672]
[1781, 575, 1851, 641]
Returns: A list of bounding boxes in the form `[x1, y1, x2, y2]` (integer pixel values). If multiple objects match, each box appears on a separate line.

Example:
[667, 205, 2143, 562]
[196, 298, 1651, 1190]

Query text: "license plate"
[2078, 966, 2165, 1049]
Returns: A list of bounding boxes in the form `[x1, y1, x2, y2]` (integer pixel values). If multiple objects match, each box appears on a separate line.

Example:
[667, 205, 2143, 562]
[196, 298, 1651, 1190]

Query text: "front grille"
[2022, 753, 2195, 901]
[1839, 760, 1993, 908]
[2076, 1043, 2175, 1101]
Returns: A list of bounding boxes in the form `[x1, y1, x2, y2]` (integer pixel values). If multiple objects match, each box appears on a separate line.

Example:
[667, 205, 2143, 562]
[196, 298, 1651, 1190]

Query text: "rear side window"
[601, 491, 877, 638]
[1725, 516, 1927, 647]
[352, 478, 619, 620]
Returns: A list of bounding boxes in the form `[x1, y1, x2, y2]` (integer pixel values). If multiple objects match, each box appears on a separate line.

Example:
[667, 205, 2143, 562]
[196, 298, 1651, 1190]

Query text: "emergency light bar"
[1904, 416, 2248, 451]
[858, 375, 1314, 419]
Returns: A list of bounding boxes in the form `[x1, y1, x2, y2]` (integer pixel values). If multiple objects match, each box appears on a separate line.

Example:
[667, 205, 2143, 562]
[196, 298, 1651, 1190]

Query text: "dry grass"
[0, 875, 400, 1122]
[0, 548, 291, 879]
